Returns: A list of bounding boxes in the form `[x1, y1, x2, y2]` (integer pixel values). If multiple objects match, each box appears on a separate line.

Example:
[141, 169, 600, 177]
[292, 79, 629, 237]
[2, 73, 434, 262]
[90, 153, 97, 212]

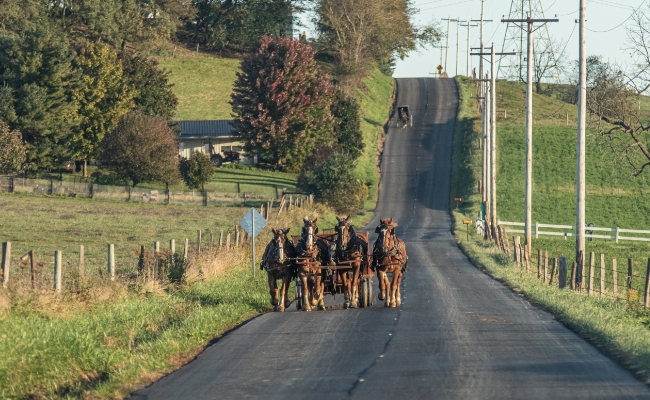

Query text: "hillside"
[159, 56, 240, 120]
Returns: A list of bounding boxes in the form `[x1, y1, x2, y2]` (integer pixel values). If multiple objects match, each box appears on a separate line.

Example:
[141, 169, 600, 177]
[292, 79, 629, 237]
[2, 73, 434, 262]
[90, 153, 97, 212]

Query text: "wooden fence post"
[588, 252, 595, 296]
[537, 249, 542, 279]
[197, 230, 202, 254]
[612, 259, 618, 298]
[54, 250, 62, 292]
[559, 257, 567, 289]
[184, 238, 189, 261]
[170, 239, 175, 254]
[108, 244, 115, 281]
[79, 245, 85, 279]
[219, 230, 224, 249]
[525, 247, 530, 273]
[544, 250, 548, 283]
[235, 226, 240, 247]
[600, 254, 605, 298]
[549, 258, 557, 286]
[513, 237, 519, 264]
[645, 258, 650, 309]
[570, 261, 577, 290]
[29, 250, 35, 290]
[138, 245, 145, 275]
[209, 231, 213, 252]
[628, 258, 633, 294]
[154, 241, 160, 253]
[226, 232, 231, 249]
[1, 242, 11, 289]
[502, 227, 510, 255]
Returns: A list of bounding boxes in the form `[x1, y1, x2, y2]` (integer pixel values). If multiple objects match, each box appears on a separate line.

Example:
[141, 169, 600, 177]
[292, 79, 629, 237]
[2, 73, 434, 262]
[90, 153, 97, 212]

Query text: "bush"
[0, 120, 26, 174]
[179, 151, 214, 190]
[305, 153, 367, 216]
[98, 112, 180, 187]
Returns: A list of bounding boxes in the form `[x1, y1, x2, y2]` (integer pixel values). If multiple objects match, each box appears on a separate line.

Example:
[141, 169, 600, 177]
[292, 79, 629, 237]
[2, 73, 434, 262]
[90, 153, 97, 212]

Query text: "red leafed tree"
[231, 35, 336, 171]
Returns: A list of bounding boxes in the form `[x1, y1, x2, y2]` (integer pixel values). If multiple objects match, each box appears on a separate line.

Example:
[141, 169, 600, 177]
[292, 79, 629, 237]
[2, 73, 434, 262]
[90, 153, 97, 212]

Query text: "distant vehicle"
[211, 150, 240, 167]
[397, 105, 412, 128]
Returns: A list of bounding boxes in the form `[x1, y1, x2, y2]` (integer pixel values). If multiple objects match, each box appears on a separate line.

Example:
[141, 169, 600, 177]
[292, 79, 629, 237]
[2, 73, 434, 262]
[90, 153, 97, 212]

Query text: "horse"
[260, 228, 296, 312]
[373, 218, 408, 308]
[399, 110, 408, 128]
[295, 217, 331, 311]
[334, 216, 369, 309]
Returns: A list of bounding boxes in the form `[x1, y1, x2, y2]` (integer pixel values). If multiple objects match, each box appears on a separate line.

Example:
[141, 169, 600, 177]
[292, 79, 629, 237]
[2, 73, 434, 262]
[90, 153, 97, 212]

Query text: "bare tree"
[532, 36, 568, 93]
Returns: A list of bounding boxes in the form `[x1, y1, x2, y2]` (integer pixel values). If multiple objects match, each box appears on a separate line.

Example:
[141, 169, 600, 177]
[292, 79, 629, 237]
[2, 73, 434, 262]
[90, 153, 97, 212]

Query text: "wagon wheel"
[368, 278, 374, 306]
[358, 278, 367, 308]
[410, 115, 413, 127]
[295, 280, 303, 310]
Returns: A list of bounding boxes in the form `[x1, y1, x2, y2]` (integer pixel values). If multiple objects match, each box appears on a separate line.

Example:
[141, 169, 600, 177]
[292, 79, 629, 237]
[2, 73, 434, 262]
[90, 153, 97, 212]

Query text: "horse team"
[260, 217, 408, 311]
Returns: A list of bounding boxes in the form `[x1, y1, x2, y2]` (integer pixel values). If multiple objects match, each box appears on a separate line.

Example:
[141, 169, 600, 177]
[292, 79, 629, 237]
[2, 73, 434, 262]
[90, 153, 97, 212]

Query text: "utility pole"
[576, 0, 587, 275]
[471, 47, 514, 240]
[443, 17, 456, 74]
[461, 22, 478, 76]
[501, 15, 558, 254]
[455, 17, 461, 76]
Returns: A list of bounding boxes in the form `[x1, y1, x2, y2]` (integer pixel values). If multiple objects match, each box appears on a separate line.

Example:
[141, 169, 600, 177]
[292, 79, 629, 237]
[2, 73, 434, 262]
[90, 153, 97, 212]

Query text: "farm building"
[177, 120, 254, 163]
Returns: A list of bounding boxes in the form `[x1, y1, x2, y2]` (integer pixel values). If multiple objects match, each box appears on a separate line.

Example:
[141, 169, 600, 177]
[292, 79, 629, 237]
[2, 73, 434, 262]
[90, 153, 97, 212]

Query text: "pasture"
[451, 76, 650, 383]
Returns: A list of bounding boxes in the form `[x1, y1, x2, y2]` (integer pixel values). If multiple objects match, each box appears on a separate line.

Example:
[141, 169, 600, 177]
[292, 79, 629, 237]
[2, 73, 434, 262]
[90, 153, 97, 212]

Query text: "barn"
[177, 120, 255, 164]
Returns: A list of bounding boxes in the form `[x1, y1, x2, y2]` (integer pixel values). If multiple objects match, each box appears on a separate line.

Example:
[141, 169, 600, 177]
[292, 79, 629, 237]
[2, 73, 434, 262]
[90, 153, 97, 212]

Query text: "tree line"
[0, 0, 441, 215]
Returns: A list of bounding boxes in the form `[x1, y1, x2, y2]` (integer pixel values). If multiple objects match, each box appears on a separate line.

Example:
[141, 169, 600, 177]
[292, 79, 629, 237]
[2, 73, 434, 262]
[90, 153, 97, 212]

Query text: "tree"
[331, 90, 363, 160]
[179, 151, 214, 190]
[0, 0, 49, 34]
[0, 120, 26, 174]
[532, 37, 567, 94]
[314, 0, 441, 78]
[305, 153, 367, 216]
[193, 0, 294, 51]
[72, 42, 135, 176]
[231, 35, 336, 171]
[121, 55, 178, 119]
[98, 112, 180, 186]
[0, 27, 79, 170]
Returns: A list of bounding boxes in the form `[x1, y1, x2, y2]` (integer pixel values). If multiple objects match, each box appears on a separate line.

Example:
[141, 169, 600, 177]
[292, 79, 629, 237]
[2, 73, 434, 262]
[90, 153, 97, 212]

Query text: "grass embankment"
[450, 76, 650, 383]
[158, 56, 240, 121]
[355, 69, 395, 211]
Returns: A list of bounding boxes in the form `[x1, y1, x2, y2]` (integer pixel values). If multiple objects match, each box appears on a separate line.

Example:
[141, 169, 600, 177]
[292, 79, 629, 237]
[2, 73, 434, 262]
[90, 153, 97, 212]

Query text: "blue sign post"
[239, 208, 268, 276]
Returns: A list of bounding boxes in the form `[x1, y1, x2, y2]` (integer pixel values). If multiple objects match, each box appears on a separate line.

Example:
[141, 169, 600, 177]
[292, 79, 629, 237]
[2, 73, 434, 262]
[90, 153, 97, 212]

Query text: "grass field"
[450, 76, 650, 383]
[159, 56, 240, 121]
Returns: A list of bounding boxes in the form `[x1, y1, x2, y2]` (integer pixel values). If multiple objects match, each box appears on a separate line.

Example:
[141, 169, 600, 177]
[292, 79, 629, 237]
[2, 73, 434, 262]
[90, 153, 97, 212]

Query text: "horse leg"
[300, 272, 312, 311]
[350, 264, 360, 308]
[380, 271, 390, 307]
[377, 268, 385, 301]
[389, 268, 399, 308]
[268, 272, 279, 311]
[278, 272, 289, 312]
[282, 272, 292, 310]
[341, 270, 350, 309]
[395, 271, 403, 306]
[316, 274, 326, 310]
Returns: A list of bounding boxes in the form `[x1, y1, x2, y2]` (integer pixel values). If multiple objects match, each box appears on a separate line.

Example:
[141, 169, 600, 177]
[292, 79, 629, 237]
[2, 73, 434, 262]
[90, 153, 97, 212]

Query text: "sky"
[392, 0, 648, 78]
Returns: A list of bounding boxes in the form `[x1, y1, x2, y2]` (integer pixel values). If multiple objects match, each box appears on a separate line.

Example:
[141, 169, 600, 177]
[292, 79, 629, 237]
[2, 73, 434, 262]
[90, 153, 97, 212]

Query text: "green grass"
[158, 56, 240, 121]
[0, 262, 271, 398]
[451, 76, 650, 383]
[355, 68, 395, 210]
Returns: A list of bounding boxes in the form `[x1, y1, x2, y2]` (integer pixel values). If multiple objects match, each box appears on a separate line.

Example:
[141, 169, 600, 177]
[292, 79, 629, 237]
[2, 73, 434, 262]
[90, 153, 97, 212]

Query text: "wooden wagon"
[292, 230, 375, 309]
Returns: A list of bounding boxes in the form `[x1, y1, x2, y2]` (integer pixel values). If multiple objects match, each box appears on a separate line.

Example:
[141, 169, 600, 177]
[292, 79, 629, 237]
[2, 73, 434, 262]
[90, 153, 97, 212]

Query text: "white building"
[177, 120, 254, 164]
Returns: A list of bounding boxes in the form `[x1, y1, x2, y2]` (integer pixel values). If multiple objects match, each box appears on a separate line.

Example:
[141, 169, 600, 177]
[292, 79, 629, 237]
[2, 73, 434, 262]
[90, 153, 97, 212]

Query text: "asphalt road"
[132, 78, 650, 399]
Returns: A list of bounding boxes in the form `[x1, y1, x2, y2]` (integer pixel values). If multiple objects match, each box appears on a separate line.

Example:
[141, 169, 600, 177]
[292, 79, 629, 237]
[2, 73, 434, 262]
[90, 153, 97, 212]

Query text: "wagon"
[396, 105, 413, 128]
[292, 230, 375, 309]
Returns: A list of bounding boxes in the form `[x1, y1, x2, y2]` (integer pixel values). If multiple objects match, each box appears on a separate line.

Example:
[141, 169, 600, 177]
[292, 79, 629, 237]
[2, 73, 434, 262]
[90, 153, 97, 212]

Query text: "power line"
[586, 0, 645, 33]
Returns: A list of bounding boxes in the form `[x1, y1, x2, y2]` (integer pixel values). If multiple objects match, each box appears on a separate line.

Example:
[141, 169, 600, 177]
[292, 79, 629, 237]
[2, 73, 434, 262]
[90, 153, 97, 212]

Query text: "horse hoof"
[384, 302, 390, 307]
[278, 306, 285, 312]
[304, 308, 312, 312]
[390, 303, 396, 308]
[349, 302, 359, 309]
[378, 293, 385, 301]
[273, 305, 279, 312]
[318, 304, 326, 311]
[343, 302, 349, 309]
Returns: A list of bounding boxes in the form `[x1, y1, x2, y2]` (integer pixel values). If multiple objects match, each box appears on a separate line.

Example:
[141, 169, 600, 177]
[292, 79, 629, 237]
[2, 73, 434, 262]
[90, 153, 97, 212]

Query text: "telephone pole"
[461, 22, 478, 76]
[471, 46, 516, 240]
[576, 0, 587, 278]
[501, 15, 558, 254]
[443, 17, 458, 74]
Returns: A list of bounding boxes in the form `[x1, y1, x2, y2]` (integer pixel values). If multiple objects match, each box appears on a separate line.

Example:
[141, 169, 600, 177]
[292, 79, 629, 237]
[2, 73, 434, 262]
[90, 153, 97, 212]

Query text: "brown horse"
[260, 228, 296, 312]
[295, 217, 331, 311]
[334, 216, 369, 308]
[373, 218, 408, 308]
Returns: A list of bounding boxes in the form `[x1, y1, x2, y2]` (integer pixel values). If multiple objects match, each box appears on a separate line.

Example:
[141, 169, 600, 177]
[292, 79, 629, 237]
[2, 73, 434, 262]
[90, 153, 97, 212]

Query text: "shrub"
[0, 120, 26, 174]
[306, 153, 367, 216]
[179, 151, 214, 190]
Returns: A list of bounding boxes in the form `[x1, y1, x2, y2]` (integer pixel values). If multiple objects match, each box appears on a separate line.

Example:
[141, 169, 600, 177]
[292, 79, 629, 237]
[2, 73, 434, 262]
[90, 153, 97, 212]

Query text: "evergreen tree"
[72, 42, 135, 175]
[121, 55, 178, 119]
[231, 35, 335, 171]
[331, 90, 363, 160]
[0, 27, 79, 170]
[0, 120, 26, 174]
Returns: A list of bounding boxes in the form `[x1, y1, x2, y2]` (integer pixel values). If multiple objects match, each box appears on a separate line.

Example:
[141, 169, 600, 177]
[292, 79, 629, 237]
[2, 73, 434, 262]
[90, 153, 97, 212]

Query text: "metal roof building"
[177, 120, 236, 138]
[177, 120, 250, 163]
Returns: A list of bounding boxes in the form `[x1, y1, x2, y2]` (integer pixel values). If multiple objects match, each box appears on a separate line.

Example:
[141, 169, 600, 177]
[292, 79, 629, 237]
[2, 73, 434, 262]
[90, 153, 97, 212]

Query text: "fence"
[485, 224, 650, 309]
[498, 220, 650, 243]
[0, 193, 312, 292]
[0, 176, 304, 208]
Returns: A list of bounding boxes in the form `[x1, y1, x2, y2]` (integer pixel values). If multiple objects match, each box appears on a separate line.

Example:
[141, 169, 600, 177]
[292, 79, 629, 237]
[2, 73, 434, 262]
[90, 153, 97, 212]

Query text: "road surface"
[132, 78, 650, 399]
